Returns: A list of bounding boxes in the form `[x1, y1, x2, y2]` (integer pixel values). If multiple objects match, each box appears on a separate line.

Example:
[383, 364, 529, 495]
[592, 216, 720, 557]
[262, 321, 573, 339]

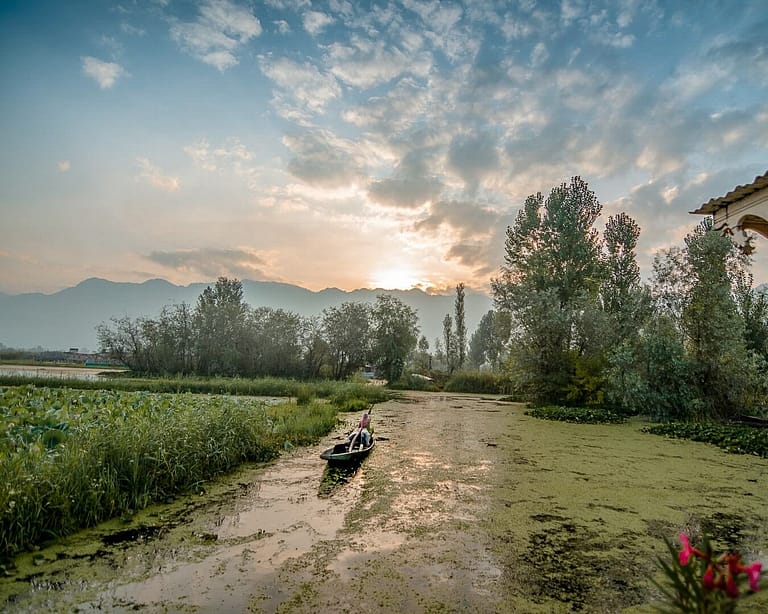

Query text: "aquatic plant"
[0, 385, 340, 560]
[655, 532, 763, 612]
[643, 423, 768, 458]
[0, 374, 389, 404]
[525, 405, 626, 424]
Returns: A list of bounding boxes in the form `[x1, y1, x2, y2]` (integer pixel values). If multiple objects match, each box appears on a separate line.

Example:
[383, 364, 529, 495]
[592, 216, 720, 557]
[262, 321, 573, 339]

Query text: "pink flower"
[702, 565, 715, 590]
[746, 562, 762, 592]
[725, 572, 739, 598]
[679, 533, 694, 566]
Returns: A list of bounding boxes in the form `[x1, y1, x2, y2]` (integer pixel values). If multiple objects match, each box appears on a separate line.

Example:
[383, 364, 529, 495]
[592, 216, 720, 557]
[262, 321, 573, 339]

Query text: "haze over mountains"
[0, 278, 493, 353]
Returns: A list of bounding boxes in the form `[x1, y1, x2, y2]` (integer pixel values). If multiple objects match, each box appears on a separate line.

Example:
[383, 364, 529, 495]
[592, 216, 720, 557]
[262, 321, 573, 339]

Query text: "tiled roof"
[692, 170, 768, 215]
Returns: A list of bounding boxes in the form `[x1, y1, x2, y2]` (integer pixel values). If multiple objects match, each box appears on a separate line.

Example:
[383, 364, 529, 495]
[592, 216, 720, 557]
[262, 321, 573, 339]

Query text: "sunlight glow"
[368, 268, 428, 290]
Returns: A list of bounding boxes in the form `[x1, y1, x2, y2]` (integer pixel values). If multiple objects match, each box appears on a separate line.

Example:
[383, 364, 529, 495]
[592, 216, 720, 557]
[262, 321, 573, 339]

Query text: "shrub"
[444, 371, 503, 394]
[388, 373, 439, 391]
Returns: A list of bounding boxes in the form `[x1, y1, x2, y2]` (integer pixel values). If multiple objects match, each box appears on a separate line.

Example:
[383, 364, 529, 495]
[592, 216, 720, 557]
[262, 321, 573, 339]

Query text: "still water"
[0, 364, 127, 381]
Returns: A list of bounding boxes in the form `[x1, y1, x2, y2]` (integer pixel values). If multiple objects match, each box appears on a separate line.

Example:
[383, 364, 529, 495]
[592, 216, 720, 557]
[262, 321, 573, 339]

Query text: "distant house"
[691, 170, 768, 254]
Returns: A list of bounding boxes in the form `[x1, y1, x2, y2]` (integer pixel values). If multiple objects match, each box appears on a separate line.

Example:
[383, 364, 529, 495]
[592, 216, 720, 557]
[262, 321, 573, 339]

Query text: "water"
[0, 364, 126, 381]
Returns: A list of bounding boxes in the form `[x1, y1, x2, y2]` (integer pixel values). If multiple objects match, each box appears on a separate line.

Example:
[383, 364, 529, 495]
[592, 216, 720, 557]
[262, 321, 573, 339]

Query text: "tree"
[733, 268, 768, 361]
[371, 294, 419, 382]
[491, 177, 605, 404]
[648, 220, 766, 420]
[301, 316, 328, 379]
[468, 310, 494, 368]
[467, 309, 510, 370]
[194, 277, 248, 376]
[682, 223, 752, 419]
[604, 314, 697, 420]
[322, 302, 371, 380]
[417, 335, 431, 371]
[454, 283, 467, 370]
[243, 307, 305, 378]
[443, 313, 456, 374]
[97, 316, 147, 372]
[601, 213, 650, 346]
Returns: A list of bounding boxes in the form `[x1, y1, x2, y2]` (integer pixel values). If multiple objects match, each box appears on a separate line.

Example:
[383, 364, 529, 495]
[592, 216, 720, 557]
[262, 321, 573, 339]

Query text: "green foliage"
[564, 354, 605, 407]
[331, 397, 372, 412]
[643, 423, 768, 458]
[370, 294, 419, 382]
[454, 283, 467, 371]
[328, 380, 387, 411]
[444, 371, 503, 394]
[388, 373, 440, 392]
[0, 385, 340, 560]
[525, 405, 626, 424]
[468, 309, 510, 370]
[0, 374, 388, 404]
[322, 302, 371, 380]
[295, 385, 314, 405]
[604, 316, 700, 420]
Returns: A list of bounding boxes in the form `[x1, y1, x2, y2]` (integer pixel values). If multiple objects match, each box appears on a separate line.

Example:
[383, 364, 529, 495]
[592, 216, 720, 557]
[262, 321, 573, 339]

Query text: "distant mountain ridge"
[0, 278, 493, 352]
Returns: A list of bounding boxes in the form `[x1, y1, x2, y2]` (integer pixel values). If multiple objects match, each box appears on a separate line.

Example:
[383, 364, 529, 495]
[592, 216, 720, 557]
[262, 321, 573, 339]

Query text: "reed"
[0, 385, 340, 560]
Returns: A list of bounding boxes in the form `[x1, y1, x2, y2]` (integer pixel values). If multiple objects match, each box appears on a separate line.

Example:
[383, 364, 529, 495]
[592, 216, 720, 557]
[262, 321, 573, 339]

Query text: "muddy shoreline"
[2, 391, 767, 612]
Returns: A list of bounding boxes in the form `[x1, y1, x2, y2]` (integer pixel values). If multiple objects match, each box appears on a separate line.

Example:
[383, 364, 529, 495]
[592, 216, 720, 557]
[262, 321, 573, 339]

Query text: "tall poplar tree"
[491, 177, 604, 403]
[454, 283, 467, 371]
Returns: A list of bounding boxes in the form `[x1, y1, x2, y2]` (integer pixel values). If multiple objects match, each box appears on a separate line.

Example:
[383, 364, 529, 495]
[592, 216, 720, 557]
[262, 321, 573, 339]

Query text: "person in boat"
[348, 411, 371, 450]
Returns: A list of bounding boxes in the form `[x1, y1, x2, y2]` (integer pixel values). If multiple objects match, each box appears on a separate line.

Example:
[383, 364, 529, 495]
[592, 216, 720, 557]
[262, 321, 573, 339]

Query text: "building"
[691, 170, 768, 254]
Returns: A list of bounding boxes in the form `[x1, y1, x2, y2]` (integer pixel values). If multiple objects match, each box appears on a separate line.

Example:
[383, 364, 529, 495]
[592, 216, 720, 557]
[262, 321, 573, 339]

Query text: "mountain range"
[0, 278, 494, 352]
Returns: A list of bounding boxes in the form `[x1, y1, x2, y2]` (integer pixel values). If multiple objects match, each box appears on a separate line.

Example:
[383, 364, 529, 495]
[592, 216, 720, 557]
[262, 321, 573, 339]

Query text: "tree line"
[488, 176, 768, 421]
[97, 280, 419, 382]
[98, 175, 768, 423]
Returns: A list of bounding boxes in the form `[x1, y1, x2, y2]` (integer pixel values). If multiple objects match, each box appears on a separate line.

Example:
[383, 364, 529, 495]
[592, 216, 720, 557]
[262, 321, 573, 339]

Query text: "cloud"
[57, 161, 71, 172]
[368, 150, 443, 209]
[326, 35, 432, 89]
[120, 22, 146, 36]
[342, 77, 430, 134]
[184, 138, 253, 172]
[183, 138, 261, 189]
[273, 19, 290, 34]
[81, 56, 125, 88]
[303, 10, 334, 35]
[413, 199, 509, 277]
[136, 158, 180, 192]
[170, 0, 262, 71]
[283, 129, 367, 187]
[146, 247, 270, 279]
[447, 131, 501, 190]
[259, 56, 340, 119]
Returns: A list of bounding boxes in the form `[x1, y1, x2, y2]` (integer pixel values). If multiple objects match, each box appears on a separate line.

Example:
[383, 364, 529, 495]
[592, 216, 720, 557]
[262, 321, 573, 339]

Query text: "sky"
[1, 0, 767, 297]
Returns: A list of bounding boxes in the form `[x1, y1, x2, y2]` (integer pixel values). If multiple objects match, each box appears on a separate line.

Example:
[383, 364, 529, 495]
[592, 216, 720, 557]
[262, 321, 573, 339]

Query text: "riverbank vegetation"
[0, 373, 388, 405]
[0, 384, 349, 561]
[486, 177, 768, 423]
[96, 282, 419, 383]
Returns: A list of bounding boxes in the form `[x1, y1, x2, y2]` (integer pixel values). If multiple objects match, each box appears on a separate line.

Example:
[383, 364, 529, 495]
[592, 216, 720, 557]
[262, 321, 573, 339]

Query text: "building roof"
[692, 170, 768, 215]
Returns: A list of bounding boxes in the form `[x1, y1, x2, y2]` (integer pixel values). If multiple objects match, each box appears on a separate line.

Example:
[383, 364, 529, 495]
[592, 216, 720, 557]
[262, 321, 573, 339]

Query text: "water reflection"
[0, 365, 126, 381]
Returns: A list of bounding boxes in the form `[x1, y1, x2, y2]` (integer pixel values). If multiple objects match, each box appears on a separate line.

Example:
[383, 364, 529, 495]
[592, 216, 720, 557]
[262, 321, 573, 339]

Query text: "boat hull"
[320, 438, 375, 463]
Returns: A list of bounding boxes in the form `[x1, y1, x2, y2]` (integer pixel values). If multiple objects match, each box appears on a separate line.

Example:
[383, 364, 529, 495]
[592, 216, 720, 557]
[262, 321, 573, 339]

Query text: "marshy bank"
[2, 391, 767, 612]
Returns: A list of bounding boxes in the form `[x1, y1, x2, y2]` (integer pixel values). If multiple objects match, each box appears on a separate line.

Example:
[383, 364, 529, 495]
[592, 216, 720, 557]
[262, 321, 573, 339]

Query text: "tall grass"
[444, 371, 504, 394]
[0, 385, 340, 561]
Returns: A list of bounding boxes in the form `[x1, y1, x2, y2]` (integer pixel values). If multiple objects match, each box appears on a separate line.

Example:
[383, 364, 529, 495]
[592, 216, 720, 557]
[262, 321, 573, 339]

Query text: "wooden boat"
[320, 437, 375, 463]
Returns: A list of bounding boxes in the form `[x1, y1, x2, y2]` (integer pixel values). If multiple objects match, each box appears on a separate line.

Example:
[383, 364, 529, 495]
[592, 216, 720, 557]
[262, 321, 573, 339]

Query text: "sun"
[368, 268, 426, 290]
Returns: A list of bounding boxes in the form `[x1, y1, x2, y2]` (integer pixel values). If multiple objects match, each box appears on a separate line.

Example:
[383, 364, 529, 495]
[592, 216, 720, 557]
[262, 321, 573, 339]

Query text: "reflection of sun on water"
[369, 268, 427, 290]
